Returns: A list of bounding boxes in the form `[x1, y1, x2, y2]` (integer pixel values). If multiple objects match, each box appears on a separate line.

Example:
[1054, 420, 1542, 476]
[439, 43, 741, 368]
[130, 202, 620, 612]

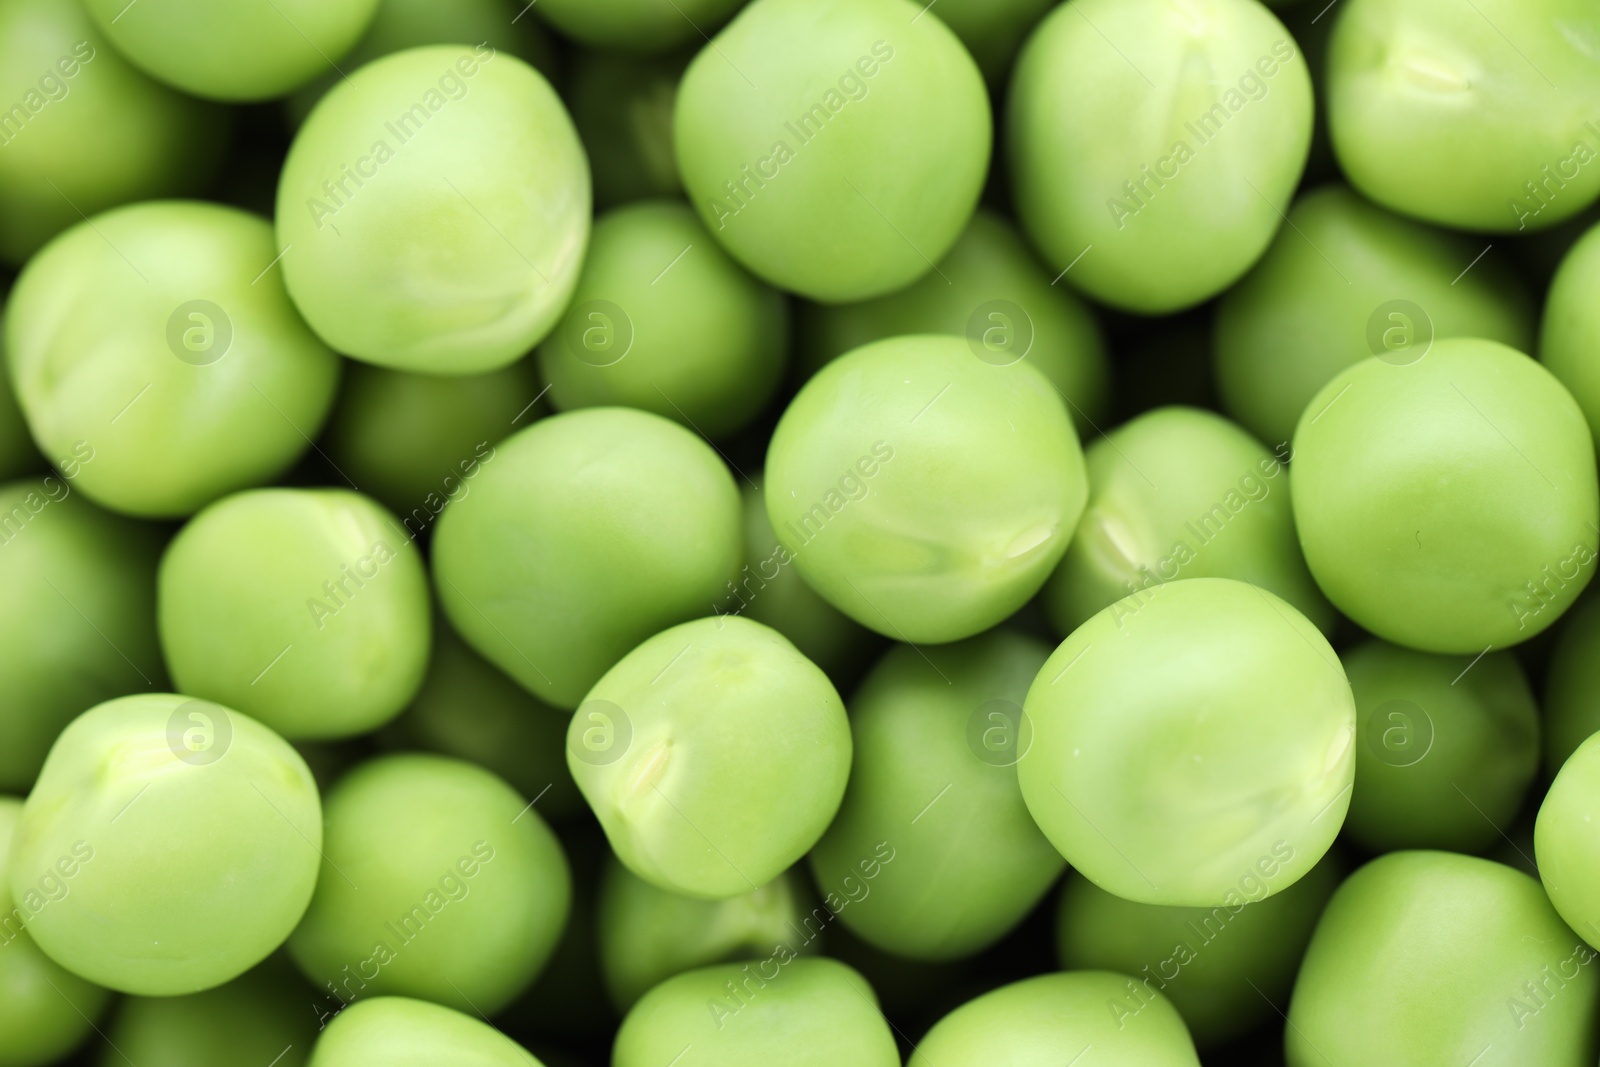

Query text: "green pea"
[0, 480, 164, 791]
[1044, 405, 1331, 638]
[674, 0, 990, 301]
[926, 0, 1053, 83]
[289, 753, 571, 1016]
[5, 201, 341, 519]
[434, 407, 742, 709]
[82, 0, 378, 101]
[1008, 0, 1313, 313]
[734, 482, 876, 681]
[308, 996, 546, 1066]
[1325, 0, 1600, 233]
[1292, 339, 1599, 653]
[321, 359, 544, 521]
[1543, 597, 1600, 778]
[569, 616, 850, 899]
[765, 335, 1086, 644]
[0, 0, 224, 265]
[797, 208, 1109, 431]
[1542, 219, 1600, 445]
[1021, 577, 1353, 907]
[908, 971, 1201, 1066]
[567, 49, 686, 210]
[612, 958, 898, 1067]
[1344, 639, 1538, 853]
[380, 618, 582, 823]
[0, 797, 110, 1067]
[158, 489, 432, 741]
[1055, 856, 1340, 1046]
[1287, 851, 1600, 1066]
[598, 857, 814, 1012]
[535, 0, 743, 53]
[11, 693, 321, 995]
[809, 631, 1064, 960]
[1215, 184, 1535, 448]
[101, 957, 315, 1067]
[277, 46, 589, 375]
[1537, 733, 1600, 950]
[537, 200, 789, 438]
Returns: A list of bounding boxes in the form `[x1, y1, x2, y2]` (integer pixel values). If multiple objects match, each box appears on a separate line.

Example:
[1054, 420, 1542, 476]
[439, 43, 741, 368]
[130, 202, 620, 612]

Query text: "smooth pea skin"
[0, 481, 164, 791]
[1021, 578, 1354, 906]
[599, 859, 814, 1011]
[0, 797, 110, 1067]
[322, 359, 544, 520]
[1543, 598, 1600, 778]
[308, 997, 545, 1067]
[83, 0, 378, 101]
[809, 631, 1065, 959]
[1055, 857, 1340, 1046]
[433, 408, 742, 709]
[1292, 339, 1600, 652]
[537, 200, 788, 438]
[1287, 852, 1600, 1066]
[102, 959, 314, 1067]
[613, 959, 899, 1067]
[765, 336, 1087, 644]
[569, 616, 850, 899]
[1345, 639, 1538, 853]
[535, 0, 743, 52]
[798, 208, 1109, 429]
[1537, 733, 1600, 949]
[1326, 0, 1600, 232]
[278, 46, 588, 374]
[289, 754, 571, 1015]
[1044, 406, 1331, 638]
[1543, 220, 1600, 445]
[908, 972, 1201, 1067]
[5, 202, 341, 518]
[1215, 184, 1535, 447]
[1008, 0, 1312, 313]
[568, 49, 686, 210]
[0, 0, 223, 265]
[674, 0, 990, 301]
[158, 489, 432, 740]
[10, 694, 321, 995]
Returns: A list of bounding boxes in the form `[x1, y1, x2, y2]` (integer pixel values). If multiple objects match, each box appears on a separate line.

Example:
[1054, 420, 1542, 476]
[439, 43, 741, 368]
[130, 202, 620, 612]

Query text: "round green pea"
[1021, 577, 1354, 907]
[277, 45, 589, 374]
[1287, 851, 1600, 1066]
[83, 0, 379, 102]
[5, 201, 342, 519]
[102, 958, 314, 1067]
[765, 335, 1087, 644]
[288, 754, 570, 1016]
[1055, 857, 1340, 1046]
[537, 200, 788, 438]
[809, 631, 1064, 960]
[613, 958, 899, 1067]
[0, 480, 164, 791]
[1543, 597, 1600, 778]
[0, 0, 224, 265]
[908, 971, 1201, 1067]
[535, 0, 743, 53]
[1536, 733, 1600, 949]
[11, 693, 321, 995]
[674, 0, 990, 301]
[308, 997, 546, 1066]
[1344, 639, 1538, 853]
[1542, 219, 1600, 445]
[1325, 0, 1600, 233]
[158, 488, 432, 741]
[797, 208, 1109, 430]
[569, 616, 850, 900]
[433, 407, 742, 709]
[567, 49, 686, 210]
[0, 797, 110, 1067]
[598, 858, 814, 1011]
[1008, 0, 1313, 313]
[1291, 339, 1599, 653]
[1215, 184, 1536, 448]
[1044, 405, 1331, 638]
[321, 358, 543, 520]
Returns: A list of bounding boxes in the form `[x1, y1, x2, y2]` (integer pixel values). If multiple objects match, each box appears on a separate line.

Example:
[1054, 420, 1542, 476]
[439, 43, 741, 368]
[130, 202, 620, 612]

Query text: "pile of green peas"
[4, 0, 1600, 1063]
